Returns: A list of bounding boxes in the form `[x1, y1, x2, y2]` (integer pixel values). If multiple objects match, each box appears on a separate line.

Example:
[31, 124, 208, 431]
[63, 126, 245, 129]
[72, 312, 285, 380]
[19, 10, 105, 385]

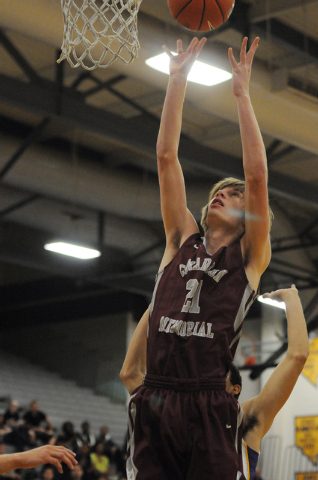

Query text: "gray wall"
[0, 311, 130, 403]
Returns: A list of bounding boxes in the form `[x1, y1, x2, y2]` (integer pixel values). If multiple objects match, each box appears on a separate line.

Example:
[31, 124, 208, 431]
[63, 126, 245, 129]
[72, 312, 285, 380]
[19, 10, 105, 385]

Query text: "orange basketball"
[167, 0, 235, 31]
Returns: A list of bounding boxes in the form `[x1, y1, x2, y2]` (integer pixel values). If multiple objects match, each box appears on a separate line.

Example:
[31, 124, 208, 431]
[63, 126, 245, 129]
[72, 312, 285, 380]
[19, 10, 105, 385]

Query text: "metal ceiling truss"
[207, 0, 318, 95]
[0, 117, 50, 180]
[0, 70, 318, 209]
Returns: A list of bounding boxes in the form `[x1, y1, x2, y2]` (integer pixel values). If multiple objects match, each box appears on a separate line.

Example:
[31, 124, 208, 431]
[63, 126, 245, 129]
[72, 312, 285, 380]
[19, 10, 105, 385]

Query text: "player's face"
[208, 187, 245, 229]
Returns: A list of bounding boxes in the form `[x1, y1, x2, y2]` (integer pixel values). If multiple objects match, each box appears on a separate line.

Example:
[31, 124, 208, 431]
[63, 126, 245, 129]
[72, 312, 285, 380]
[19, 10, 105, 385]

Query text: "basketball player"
[0, 444, 77, 474]
[123, 36, 272, 480]
[121, 285, 309, 480]
[227, 285, 308, 479]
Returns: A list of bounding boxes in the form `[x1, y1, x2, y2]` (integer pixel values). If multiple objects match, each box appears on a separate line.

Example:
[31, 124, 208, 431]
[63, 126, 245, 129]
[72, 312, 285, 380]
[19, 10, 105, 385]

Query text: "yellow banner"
[295, 416, 318, 465]
[296, 474, 318, 480]
[302, 338, 318, 386]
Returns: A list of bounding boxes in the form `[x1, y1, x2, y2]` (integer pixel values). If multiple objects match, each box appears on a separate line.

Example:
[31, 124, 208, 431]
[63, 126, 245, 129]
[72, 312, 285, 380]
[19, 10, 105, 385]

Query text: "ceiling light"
[44, 242, 101, 259]
[145, 52, 232, 86]
[257, 296, 286, 310]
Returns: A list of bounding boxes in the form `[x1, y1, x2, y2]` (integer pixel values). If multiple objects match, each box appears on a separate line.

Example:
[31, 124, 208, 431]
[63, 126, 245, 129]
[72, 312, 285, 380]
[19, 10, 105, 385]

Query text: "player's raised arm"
[242, 286, 309, 451]
[156, 38, 206, 262]
[120, 308, 149, 395]
[228, 37, 271, 288]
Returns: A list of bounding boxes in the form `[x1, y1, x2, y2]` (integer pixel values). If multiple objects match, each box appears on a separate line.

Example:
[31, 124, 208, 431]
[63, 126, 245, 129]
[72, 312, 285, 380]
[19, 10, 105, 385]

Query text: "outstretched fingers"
[189, 36, 207, 57]
[229, 36, 260, 67]
[246, 36, 259, 65]
[228, 47, 237, 69]
[162, 44, 173, 58]
[262, 289, 283, 300]
[162, 37, 207, 69]
[177, 39, 183, 55]
[262, 284, 298, 301]
[47, 447, 77, 473]
[239, 37, 248, 63]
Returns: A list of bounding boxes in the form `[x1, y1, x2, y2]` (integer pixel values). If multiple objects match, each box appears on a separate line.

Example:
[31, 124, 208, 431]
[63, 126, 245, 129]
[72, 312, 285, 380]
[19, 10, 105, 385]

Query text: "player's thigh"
[127, 386, 186, 480]
[187, 390, 240, 480]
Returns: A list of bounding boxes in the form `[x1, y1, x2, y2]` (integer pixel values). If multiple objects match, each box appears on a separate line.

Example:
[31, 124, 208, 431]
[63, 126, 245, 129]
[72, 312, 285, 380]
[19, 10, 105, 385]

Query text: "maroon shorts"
[126, 374, 243, 480]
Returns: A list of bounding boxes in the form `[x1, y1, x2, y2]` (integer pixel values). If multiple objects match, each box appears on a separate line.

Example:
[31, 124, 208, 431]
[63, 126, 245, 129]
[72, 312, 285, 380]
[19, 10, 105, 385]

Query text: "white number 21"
[181, 279, 203, 314]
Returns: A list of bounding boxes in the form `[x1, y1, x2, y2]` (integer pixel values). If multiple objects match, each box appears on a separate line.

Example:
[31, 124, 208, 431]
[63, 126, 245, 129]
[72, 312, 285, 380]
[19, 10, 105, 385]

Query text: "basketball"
[167, 0, 235, 31]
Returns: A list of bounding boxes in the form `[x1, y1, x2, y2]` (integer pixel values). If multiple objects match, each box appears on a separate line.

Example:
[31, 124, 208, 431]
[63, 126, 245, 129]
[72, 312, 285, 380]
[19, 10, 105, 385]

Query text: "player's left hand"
[228, 37, 259, 97]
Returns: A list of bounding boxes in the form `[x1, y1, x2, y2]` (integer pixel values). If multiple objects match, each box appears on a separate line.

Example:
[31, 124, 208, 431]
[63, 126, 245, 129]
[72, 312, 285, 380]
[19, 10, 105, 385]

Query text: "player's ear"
[233, 384, 241, 396]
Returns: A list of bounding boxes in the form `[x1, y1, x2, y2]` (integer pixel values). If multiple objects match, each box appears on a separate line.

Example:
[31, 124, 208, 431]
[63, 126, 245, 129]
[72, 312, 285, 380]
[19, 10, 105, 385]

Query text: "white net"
[58, 0, 143, 70]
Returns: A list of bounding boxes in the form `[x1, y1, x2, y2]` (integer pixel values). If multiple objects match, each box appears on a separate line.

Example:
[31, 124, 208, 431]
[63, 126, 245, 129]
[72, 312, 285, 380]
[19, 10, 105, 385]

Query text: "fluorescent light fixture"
[257, 296, 286, 310]
[44, 242, 101, 259]
[145, 52, 232, 86]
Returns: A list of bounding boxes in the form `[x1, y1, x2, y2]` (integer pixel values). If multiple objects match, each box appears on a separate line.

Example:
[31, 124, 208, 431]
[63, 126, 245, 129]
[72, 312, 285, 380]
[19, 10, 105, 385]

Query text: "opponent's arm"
[242, 286, 309, 449]
[120, 308, 149, 395]
[156, 38, 206, 268]
[0, 445, 77, 474]
[228, 37, 271, 287]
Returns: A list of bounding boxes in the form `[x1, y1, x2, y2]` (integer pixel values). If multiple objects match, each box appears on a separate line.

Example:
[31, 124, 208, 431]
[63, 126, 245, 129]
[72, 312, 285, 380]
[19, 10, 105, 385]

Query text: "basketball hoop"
[58, 0, 143, 70]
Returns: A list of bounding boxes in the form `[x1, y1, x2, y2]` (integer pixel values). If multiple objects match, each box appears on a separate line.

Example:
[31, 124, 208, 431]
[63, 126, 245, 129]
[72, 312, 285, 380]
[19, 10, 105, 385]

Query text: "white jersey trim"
[126, 396, 138, 480]
[233, 283, 255, 333]
[149, 269, 164, 317]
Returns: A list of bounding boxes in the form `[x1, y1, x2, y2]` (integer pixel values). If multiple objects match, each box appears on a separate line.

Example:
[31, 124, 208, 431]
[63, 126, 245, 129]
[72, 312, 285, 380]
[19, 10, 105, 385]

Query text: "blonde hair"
[200, 177, 273, 234]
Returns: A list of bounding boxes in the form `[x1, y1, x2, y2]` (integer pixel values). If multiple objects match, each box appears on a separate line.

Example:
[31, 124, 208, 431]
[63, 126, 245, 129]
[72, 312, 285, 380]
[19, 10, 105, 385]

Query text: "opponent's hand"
[262, 284, 298, 303]
[163, 37, 207, 78]
[228, 37, 259, 97]
[18, 445, 77, 473]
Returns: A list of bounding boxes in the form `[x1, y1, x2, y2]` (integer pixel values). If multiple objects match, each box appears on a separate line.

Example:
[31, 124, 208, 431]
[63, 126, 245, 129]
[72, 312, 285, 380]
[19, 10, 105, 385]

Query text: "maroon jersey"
[147, 233, 256, 379]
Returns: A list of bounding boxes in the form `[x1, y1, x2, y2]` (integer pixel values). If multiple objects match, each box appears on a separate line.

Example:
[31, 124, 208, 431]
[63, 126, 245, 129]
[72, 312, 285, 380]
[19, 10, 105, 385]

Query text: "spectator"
[3, 403, 33, 452]
[76, 444, 91, 480]
[56, 423, 79, 453]
[95, 428, 113, 458]
[3, 402, 23, 428]
[23, 402, 54, 446]
[95, 428, 124, 479]
[0, 416, 12, 440]
[40, 466, 55, 480]
[77, 424, 95, 449]
[90, 443, 109, 480]
[69, 466, 83, 480]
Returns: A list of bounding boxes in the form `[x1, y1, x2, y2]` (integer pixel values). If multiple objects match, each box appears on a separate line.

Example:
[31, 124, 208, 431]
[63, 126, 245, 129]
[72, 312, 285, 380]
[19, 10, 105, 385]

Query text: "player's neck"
[204, 227, 243, 255]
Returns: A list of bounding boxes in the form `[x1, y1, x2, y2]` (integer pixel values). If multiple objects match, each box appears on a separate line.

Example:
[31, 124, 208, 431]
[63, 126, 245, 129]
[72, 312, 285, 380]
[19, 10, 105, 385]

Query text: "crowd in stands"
[0, 400, 127, 480]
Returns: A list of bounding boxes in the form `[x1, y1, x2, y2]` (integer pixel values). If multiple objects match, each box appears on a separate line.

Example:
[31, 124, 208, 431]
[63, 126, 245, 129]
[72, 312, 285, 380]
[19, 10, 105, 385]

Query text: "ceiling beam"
[0, 29, 40, 83]
[0, 117, 50, 180]
[254, 18, 318, 68]
[0, 221, 131, 280]
[0, 74, 318, 210]
[272, 238, 318, 253]
[250, 0, 318, 22]
[229, 1, 318, 70]
[0, 194, 40, 217]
